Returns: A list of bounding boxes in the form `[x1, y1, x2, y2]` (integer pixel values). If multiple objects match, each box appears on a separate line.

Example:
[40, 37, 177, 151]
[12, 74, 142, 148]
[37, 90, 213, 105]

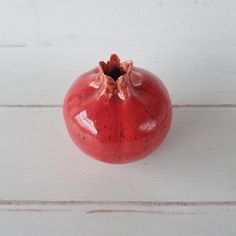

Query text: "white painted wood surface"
[1, 107, 236, 201]
[0, 0, 236, 48]
[0, 107, 236, 235]
[0, 0, 236, 235]
[0, 204, 236, 236]
[0, 47, 236, 106]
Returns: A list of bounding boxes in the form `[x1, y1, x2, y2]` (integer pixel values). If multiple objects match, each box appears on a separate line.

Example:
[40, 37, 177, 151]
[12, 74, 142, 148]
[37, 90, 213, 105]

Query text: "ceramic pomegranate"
[63, 54, 172, 164]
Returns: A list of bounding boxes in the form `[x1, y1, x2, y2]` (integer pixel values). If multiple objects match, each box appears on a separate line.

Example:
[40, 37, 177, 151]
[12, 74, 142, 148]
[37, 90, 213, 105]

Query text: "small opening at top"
[106, 66, 126, 81]
[99, 54, 128, 82]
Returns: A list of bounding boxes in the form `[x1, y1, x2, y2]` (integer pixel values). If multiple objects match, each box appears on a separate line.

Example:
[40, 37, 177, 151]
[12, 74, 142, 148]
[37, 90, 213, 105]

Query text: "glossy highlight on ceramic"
[63, 54, 172, 164]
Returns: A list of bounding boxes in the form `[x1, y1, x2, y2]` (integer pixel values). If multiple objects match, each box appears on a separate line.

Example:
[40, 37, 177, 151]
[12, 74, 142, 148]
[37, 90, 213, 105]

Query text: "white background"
[0, 0, 236, 235]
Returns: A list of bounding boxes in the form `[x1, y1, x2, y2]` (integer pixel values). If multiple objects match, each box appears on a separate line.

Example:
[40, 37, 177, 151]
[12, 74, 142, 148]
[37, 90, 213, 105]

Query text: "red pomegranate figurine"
[63, 54, 172, 164]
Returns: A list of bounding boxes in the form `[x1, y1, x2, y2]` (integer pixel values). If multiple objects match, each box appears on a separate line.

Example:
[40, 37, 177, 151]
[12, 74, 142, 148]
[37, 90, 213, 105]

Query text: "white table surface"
[0, 1, 236, 235]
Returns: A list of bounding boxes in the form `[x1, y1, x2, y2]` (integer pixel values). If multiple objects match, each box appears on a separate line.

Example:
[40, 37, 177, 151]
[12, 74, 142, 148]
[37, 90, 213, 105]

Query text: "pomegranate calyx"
[96, 54, 138, 100]
[99, 54, 133, 82]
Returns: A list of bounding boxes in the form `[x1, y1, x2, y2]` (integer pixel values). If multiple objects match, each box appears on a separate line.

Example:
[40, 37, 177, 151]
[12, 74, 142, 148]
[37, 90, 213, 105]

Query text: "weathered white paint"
[0, 204, 236, 236]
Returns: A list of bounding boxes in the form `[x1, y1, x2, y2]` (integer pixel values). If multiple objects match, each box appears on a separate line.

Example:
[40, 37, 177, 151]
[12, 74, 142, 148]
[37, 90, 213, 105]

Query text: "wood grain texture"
[0, 206, 236, 236]
[0, 107, 235, 201]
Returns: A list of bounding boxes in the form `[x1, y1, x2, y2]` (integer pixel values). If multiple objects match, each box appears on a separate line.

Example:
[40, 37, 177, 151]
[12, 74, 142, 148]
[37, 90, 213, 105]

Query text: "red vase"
[63, 54, 172, 164]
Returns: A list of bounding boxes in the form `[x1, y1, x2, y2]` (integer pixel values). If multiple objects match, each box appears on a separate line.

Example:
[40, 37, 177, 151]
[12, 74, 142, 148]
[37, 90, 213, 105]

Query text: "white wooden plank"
[0, 205, 236, 236]
[0, 0, 235, 48]
[0, 107, 235, 201]
[0, 0, 35, 46]
[0, 47, 236, 105]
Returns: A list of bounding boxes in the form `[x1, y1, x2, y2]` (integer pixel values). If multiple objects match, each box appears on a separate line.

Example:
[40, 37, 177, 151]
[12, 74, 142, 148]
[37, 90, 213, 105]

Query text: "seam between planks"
[0, 104, 236, 108]
[0, 208, 207, 214]
[1, 200, 236, 207]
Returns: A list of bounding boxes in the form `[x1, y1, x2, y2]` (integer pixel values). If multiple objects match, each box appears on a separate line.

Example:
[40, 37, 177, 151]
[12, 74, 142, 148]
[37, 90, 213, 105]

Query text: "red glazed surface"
[63, 55, 172, 164]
